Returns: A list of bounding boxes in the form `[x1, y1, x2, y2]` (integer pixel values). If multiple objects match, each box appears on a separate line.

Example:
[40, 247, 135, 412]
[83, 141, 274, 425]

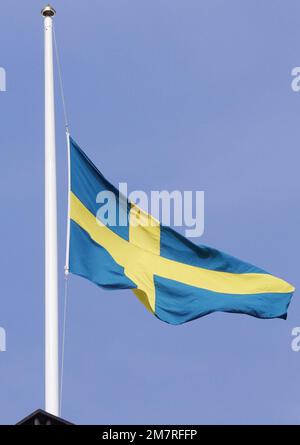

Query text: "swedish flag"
[68, 137, 295, 324]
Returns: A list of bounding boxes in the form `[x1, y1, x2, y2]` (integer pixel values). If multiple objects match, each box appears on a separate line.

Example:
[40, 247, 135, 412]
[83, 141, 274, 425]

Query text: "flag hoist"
[42, 5, 59, 416]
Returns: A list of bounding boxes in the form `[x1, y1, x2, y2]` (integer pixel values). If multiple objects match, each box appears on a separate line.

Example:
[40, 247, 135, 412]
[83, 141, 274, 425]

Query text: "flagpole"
[42, 5, 59, 416]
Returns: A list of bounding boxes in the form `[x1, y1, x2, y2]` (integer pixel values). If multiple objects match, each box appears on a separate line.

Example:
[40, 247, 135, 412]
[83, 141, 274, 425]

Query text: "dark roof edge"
[16, 408, 73, 425]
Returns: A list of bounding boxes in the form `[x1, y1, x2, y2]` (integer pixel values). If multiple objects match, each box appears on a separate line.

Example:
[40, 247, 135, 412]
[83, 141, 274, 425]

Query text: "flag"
[67, 136, 295, 324]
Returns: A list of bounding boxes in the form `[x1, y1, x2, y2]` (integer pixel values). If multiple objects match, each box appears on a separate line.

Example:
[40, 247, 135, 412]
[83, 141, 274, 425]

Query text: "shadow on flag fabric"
[67, 136, 295, 324]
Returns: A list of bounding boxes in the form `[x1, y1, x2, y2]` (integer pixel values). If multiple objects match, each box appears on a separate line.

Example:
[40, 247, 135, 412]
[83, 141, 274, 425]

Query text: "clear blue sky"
[0, 0, 299, 424]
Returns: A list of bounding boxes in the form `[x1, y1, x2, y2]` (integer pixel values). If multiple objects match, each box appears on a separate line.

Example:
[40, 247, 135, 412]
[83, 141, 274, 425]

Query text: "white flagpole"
[42, 5, 59, 416]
